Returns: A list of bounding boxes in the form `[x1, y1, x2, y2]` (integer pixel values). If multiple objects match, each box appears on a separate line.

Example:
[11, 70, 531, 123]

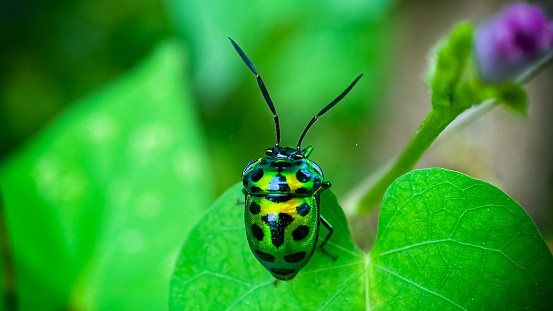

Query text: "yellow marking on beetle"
[259, 197, 301, 215]
[283, 172, 303, 192]
[249, 213, 263, 226]
[255, 174, 272, 190]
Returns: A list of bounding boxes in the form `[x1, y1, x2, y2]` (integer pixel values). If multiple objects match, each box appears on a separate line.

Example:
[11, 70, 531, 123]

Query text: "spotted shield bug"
[229, 38, 362, 281]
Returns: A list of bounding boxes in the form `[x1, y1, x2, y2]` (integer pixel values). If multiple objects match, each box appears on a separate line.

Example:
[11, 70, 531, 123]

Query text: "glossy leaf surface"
[170, 168, 553, 310]
[371, 168, 553, 310]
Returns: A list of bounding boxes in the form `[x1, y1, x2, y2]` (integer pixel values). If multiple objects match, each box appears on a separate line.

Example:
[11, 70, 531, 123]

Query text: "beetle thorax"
[242, 146, 324, 197]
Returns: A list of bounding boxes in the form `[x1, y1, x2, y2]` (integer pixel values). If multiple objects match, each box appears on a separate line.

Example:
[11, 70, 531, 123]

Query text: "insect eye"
[266, 149, 273, 156]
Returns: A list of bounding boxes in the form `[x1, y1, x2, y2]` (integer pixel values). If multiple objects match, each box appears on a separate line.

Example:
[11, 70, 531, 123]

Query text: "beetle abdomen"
[244, 193, 319, 280]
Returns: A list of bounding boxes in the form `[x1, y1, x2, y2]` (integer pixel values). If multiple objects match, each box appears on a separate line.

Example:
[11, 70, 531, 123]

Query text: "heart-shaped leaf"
[170, 168, 553, 310]
[370, 168, 553, 310]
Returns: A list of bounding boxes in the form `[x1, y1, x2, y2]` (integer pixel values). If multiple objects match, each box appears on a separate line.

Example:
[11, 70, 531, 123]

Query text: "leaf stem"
[358, 108, 457, 213]
[0, 188, 17, 311]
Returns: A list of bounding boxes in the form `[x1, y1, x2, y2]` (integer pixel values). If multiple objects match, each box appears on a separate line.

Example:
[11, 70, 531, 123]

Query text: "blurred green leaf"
[0, 195, 15, 311]
[165, 0, 398, 197]
[0, 249, 3, 311]
[0, 0, 172, 157]
[171, 169, 553, 310]
[167, 0, 397, 107]
[0, 39, 212, 310]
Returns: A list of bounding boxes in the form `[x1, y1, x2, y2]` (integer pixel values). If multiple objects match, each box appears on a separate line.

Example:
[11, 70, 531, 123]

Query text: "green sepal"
[493, 83, 528, 115]
[427, 22, 473, 111]
[451, 79, 480, 112]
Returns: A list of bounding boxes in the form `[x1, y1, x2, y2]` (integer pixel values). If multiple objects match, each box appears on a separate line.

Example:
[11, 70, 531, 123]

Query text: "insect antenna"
[229, 37, 281, 147]
[296, 74, 363, 152]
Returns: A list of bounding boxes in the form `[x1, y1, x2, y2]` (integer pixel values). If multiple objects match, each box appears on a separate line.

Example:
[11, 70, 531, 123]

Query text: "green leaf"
[371, 168, 553, 310]
[166, 0, 397, 109]
[0, 39, 212, 310]
[171, 169, 553, 310]
[170, 183, 365, 310]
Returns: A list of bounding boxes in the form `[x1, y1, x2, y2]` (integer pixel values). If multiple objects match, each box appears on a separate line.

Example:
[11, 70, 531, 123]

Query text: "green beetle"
[229, 38, 361, 281]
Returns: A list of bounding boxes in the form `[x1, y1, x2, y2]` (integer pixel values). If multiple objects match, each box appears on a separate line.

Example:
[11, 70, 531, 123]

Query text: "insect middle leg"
[318, 215, 338, 262]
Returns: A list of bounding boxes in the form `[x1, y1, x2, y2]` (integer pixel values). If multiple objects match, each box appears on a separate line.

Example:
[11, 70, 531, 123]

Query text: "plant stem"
[357, 108, 457, 213]
[0, 188, 17, 311]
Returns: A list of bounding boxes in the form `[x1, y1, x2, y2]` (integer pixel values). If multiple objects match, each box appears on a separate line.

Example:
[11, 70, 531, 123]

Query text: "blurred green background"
[1, 0, 552, 310]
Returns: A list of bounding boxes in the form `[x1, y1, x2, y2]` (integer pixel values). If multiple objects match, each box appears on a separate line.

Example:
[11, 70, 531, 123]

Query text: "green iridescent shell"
[242, 146, 329, 280]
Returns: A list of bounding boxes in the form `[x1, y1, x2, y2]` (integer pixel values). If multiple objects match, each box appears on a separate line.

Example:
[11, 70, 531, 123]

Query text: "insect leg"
[319, 215, 338, 261]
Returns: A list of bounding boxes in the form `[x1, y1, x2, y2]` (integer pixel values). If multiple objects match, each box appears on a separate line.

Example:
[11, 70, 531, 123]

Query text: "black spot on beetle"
[296, 169, 312, 182]
[292, 225, 309, 241]
[251, 224, 264, 241]
[267, 194, 292, 203]
[270, 161, 291, 168]
[271, 268, 295, 276]
[250, 168, 264, 182]
[284, 251, 306, 263]
[249, 201, 260, 214]
[312, 178, 321, 189]
[255, 250, 275, 262]
[295, 187, 308, 195]
[250, 186, 262, 193]
[296, 203, 311, 216]
[262, 213, 294, 248]
[279, 184, 291, 192]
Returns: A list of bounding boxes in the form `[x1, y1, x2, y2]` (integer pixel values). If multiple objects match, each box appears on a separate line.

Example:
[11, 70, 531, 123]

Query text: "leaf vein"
[373, 263, 467, 311]
[302, 260, 364, 275]
[225, 281, 274, 311]
[374, 238, 539, 286]
[327, 241, 363, 257]
[318, 271, 361, 311]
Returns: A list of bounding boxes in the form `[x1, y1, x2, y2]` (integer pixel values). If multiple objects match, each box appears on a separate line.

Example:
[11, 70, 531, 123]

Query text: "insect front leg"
[318, 215, 338, 262]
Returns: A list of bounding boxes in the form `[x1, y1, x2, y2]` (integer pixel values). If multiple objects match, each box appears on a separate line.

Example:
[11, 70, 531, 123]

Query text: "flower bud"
[475, 2, 553, 84]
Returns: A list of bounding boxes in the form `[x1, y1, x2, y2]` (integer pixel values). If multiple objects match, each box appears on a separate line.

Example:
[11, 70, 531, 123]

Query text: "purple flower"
[475, 2, 553, 83]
